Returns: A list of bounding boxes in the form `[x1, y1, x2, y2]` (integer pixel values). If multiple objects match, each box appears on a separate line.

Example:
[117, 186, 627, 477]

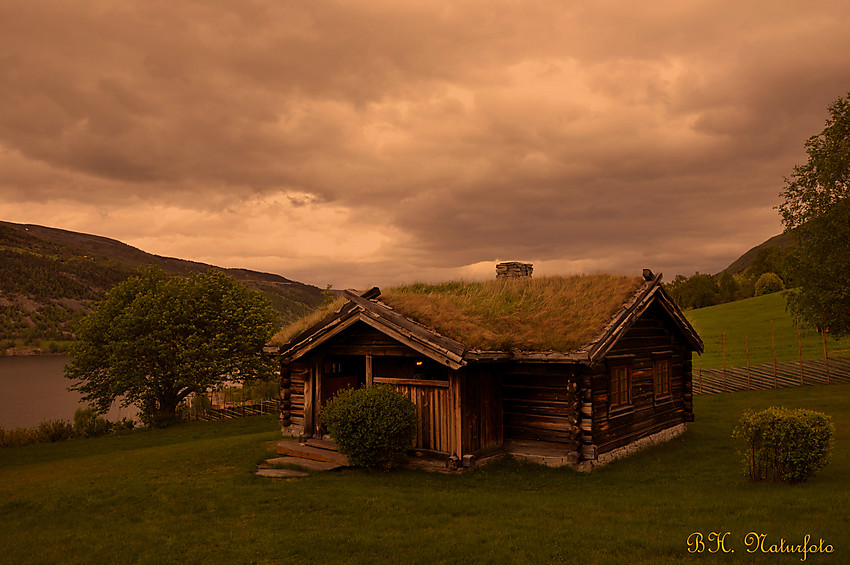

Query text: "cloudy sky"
[1, 1, 849, 289]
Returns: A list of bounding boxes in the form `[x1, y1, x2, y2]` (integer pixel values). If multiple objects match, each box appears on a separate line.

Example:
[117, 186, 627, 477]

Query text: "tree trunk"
[153, 395, 181, 427]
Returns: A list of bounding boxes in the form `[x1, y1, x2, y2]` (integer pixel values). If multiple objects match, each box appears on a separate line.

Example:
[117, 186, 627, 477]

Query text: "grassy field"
[1, 385, 848, 564]
[685, 292, 850, 370]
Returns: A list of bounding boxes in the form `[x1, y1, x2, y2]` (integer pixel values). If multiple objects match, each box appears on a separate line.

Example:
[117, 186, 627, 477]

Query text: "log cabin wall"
[279, 361, 309, 435]
[322, 322, 423, 358]
[501, 364, 581, 449]
[591, 301, 692, 455]
[460, 367, 503, 455]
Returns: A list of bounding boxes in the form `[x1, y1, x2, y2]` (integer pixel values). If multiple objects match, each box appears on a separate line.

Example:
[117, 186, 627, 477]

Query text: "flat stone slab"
[276, 441, 349, 466]
[263, 456, 343, 471]
[256, 468, 309, 479]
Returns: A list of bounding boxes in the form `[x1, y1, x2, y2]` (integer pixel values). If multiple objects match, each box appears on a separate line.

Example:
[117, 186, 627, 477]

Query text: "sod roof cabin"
[275, 266, 703, 470]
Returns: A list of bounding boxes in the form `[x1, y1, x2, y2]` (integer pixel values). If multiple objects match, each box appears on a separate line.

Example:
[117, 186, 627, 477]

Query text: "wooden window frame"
[608, 360, 633, 411]
[652, 354, 672, 401]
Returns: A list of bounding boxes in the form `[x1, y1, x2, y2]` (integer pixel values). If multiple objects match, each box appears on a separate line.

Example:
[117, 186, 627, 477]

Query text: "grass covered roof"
[380, 274, 645, 352]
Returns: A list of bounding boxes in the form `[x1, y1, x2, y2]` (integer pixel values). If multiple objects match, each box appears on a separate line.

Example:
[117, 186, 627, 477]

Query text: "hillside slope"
[721, 231, 795, 275]
[0, 221, 323, 352]
[685, 292, 850, 370]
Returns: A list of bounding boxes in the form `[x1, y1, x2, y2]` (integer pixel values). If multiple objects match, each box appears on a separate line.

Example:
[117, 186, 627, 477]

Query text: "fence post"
[722, 331, 727, 392]
[797, 317, 803, 386]
[822, 329, 830, 384]
[746, 335, 751, 390]
[698, 356, 703, 394]
[771, 319, 777, 388]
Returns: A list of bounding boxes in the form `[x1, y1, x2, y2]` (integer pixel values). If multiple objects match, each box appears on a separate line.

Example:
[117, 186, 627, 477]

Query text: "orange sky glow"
[2, 1, 849, 288]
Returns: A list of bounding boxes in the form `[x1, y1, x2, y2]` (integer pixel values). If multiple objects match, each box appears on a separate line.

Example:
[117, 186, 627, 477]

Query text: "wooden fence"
[693, 357, 850, 395]
[187, 399, 279, 421]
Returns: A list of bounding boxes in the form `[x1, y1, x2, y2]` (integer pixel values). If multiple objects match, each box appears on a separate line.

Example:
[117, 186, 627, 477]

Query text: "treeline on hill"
[666, 244, 790, 310]
[0, 225, 130, 350]
[0, 222, 324, 353]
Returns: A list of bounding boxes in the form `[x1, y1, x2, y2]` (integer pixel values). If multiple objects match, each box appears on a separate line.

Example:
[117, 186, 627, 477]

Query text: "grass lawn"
[686, 292, 850, 370]
[2, 385, 848, 564]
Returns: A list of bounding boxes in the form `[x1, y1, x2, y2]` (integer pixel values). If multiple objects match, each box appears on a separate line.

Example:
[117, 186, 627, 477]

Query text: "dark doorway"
[321, 356, 366, 403]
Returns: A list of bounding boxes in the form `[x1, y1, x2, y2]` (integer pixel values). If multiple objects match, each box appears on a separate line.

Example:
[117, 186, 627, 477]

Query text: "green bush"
[0, 426, 35, 448]
[73, 407, 114, 438]
[34, 419, 74, 443]
[754, 272, 784, 296]
[1, 412, 133, 448]
[321, 386, 417, 471]
[735, 406, 834, 483]
[191, 393, 213, 414]
[114, 418, 136, 432]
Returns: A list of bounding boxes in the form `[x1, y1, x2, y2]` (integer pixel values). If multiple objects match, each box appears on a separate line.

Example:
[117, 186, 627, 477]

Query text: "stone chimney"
[496, 262, 533, 279]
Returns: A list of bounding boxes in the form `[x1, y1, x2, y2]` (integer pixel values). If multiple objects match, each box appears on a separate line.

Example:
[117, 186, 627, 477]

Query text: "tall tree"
[666, 272, 719, 310]
[65, 267, 279, 426]
[779, 91, 850, 335]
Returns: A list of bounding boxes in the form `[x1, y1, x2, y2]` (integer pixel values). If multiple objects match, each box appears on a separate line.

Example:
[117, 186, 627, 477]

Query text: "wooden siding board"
[391, 382, 452, 453]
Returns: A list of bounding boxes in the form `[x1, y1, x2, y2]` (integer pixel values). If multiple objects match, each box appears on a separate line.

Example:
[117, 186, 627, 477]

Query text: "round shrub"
[34, 419, 74, 443]
[754, 272, 784, 296]
[73, 407, 114, 438]
[321, 386, 417, 471]
[735, 406, 834, 483]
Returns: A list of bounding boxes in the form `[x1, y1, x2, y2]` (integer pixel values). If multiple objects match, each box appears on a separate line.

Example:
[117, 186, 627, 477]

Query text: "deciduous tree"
[65, 267, 279, 426]
[779, 92, 850, 335]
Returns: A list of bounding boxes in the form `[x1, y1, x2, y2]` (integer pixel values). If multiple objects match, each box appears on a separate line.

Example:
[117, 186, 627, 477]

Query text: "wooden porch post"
[450, 371, 463, 462]
[366, 353, 373, 388]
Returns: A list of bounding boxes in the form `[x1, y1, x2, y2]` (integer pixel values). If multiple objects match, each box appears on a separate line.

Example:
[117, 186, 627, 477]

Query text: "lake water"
[0, 356, 137, 429]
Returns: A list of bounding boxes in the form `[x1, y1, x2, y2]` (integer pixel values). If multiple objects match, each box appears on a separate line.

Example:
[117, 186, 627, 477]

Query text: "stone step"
[256, 468, 309, 479]
[276, 441, 349, 466]
[304, 438, 339, 451]
[262, 456, 343, 472]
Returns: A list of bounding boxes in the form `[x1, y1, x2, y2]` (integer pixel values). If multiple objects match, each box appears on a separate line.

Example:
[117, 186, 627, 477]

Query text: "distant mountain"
[0, 221, 324, 352]
[720, 232, 795, 276]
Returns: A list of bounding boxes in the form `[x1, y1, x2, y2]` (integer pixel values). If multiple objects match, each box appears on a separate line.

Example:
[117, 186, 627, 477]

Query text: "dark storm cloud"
[1, 0, 849, 287]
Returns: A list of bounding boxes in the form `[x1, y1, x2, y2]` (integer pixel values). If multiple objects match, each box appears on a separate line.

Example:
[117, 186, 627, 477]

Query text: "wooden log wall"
[322, 322, 423, 358]
[580, 371, 594, 460]
[682, 351, 694, 422]
[461, 368, 503, 454]
[501, 365, 580, 448]
[592, 301, 690, 455]
[280, 365, 291, 426]
[282, 363, 309, 430]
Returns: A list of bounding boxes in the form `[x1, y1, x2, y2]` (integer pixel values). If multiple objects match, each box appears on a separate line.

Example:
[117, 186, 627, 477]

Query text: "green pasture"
[1, 385, 848, 564]
[686, 292, 850, 370]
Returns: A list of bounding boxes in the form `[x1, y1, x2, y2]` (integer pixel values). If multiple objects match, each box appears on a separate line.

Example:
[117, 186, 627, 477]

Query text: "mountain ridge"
[0, 221, 323, 353]
[720, 231, 794, 276]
